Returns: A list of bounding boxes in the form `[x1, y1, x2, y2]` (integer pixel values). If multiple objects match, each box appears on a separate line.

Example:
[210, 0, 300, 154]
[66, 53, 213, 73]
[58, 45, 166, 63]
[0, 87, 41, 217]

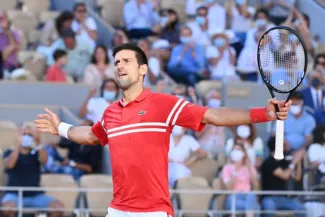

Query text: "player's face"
[114, 50, 147, 90]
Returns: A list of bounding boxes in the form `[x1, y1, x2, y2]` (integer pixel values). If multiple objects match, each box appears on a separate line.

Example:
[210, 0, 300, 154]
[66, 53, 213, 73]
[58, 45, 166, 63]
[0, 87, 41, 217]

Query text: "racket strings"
[259, 28, 305, 92]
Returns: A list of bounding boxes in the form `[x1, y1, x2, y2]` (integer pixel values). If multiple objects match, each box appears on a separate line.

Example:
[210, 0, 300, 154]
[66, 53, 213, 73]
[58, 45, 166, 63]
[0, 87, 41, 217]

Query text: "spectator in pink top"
[0, 10, 21, 72]
[221, 143, 260, 217]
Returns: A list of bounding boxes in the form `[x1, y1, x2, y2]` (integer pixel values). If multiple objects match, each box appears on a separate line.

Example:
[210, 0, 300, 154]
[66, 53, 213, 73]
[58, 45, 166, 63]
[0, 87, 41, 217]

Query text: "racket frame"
[256, 26, 308, 160]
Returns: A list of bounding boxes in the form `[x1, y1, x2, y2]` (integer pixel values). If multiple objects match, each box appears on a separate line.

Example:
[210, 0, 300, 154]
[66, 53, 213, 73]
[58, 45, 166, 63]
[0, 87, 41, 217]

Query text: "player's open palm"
[34, 108, 61, 135]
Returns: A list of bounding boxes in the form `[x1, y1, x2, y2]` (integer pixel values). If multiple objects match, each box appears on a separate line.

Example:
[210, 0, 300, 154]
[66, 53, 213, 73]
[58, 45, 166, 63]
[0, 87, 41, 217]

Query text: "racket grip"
[274, 120, 284, 160]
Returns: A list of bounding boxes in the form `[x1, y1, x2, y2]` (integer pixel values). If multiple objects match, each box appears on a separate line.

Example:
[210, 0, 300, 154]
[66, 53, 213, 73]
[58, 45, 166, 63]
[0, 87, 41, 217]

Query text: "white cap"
[152, 39, 170, 49]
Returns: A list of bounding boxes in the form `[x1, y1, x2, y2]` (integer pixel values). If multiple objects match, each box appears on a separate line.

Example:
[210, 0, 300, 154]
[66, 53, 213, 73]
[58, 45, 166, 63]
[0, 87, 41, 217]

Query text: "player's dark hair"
[112, 43, 148, 66]
[53, 49, 67, 61]
[312, 125, 325, 144]
[91, 44, 110, 65]
[254, 8, 269, 20]
[289, 91, 303, 101]
[267, 136, 276, 152]
[73, 2, 86, 11]
[100, 78, 119, 98]
[314, 53, 325, 69]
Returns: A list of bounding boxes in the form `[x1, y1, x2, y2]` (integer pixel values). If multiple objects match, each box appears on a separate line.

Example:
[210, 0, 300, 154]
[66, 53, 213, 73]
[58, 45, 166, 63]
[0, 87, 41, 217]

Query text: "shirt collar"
[119, 88, 152, 107]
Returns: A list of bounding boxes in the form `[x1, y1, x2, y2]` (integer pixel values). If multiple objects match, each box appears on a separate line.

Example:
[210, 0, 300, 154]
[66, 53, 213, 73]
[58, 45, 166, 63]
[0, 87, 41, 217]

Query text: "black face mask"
[311, 78, 321, 88]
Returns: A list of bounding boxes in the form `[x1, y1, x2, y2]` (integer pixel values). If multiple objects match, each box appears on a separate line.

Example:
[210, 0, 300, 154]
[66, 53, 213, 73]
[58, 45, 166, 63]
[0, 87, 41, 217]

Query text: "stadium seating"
[176, 176, 213, 217]
[0, 0, 17, 10]
[0, 120, 19, 151]
[190, 158, 219, 186]
[80, 174, 114, 217]
[41, 174, 79, 216]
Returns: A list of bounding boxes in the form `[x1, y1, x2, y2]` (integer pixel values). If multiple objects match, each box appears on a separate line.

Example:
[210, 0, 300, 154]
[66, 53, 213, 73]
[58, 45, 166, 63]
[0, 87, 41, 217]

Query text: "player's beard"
[116, 77, 133, 90]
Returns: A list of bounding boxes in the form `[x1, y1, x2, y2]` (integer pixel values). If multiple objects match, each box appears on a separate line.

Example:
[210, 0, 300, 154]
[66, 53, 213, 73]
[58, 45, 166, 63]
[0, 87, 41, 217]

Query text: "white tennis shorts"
[106, 208, 172, 217]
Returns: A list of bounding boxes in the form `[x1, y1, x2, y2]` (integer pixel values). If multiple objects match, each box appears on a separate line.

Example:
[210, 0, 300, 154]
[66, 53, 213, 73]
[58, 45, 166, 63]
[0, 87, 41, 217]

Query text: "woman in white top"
[83, 45, 115, 89]
[78, 78, 119, 123]
[205, 33, 237, 81]
[308, 125, 325, 184]
[226, 124, 264, 169]
[168, 125, 207, 187]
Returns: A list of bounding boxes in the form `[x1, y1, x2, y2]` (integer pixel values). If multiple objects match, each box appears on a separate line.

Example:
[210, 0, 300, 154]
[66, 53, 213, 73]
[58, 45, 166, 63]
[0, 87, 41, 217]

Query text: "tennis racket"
[257, 26, 307, 160]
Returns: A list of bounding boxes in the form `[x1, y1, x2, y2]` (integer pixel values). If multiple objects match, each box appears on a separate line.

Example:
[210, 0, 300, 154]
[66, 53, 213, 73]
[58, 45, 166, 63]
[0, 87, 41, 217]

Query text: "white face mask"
[230, 149, 244, 162]
[290, 105, 301, 115]
[207, 99, 221, 108]
[172, 125, 184, 136]
[21, 135, 34, 148]
[237, 125, 250, 139]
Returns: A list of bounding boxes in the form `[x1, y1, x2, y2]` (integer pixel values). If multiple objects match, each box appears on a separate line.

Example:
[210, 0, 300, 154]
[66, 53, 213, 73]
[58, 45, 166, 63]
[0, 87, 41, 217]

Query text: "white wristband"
[58, 122, 73, 139]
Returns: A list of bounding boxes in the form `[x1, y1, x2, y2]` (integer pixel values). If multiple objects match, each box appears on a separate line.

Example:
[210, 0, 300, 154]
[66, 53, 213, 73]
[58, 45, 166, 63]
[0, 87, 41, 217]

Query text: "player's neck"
[122, 83, 144, 104]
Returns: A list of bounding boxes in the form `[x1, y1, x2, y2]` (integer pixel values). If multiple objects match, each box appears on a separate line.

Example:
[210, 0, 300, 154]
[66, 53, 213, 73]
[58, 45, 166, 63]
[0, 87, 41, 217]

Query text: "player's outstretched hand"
[34, 108, 61, 135]
[266, 99, 292, 121]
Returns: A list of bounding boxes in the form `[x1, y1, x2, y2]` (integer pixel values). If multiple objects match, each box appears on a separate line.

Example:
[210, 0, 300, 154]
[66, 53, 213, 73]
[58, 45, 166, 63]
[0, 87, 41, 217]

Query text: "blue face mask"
[256, 19, 267, 28]
[214, 38, 226, 47]
[22, 135, 34, 148]
[160, 16, 168, 26]
[196, 16, 206, 25]
[207, 99, 221, 108]
[236, 0, 246, 5]
[311, 78, 321, 88]
[205, 0, 214, 3]
[180, 36, 191, 44]
[103, 90, 116, 101]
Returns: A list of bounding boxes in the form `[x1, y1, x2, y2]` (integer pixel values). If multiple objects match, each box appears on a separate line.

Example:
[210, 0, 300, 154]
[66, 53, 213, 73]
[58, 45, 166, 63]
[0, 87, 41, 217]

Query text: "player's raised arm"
[202, 99, 292, 126]
[34, 108, 105, 145]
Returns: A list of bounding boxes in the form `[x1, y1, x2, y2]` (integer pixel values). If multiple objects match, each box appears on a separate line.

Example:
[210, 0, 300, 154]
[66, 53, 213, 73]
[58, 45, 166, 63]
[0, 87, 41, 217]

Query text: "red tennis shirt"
[91, 89, 208, 216]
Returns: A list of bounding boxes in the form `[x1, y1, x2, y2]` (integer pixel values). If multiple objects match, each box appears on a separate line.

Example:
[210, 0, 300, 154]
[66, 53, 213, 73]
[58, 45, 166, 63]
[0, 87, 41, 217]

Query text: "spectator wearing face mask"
[226, 124, 264, 169]
[168, 125, 207, 187]
[261, 136, 305, 217]
[205, 32, 237, 81]
[83, 44, 115, 89]
[78, 79, 119, 123]
[2, 124, 64, 217]
[195, 89, 226, 157]
[307, 125, 325, 185]
[221, 144, 260, 217]
[187, 6, 211, 47]
[300, 55, 325, 115]
[167, 26, 205, 86]
[244, 8, 274, 49]
[272, 91, 315, 153]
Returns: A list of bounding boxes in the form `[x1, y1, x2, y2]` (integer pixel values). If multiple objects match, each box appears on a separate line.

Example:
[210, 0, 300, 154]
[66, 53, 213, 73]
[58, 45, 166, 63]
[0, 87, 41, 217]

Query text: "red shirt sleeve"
[91, 121, 108, 146]
[163, 94, 208, 132]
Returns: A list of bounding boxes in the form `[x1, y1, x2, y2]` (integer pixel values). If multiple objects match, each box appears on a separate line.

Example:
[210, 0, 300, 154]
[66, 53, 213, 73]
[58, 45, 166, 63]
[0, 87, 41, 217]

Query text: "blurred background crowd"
[1, 0, 325, 216]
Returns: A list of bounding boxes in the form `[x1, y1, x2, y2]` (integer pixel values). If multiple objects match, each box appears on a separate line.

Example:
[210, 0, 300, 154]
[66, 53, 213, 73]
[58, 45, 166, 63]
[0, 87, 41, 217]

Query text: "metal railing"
[0, 186, 324, 217]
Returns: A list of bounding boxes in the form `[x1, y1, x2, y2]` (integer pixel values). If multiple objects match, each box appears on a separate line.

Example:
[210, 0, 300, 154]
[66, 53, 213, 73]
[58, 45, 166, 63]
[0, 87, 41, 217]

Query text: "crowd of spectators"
[1, 0, 325, 216]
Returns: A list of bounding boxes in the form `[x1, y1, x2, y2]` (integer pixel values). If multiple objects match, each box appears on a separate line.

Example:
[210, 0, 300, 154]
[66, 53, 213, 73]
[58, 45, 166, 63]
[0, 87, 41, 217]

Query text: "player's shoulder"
[149, 92, 179, 102]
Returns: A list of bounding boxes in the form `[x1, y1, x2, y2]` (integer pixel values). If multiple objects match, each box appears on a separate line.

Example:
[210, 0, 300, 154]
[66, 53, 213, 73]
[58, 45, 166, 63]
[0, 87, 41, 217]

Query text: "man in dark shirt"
[43, 120, 102, 181]
[261, 136, 305, 217]
[1, 125, 63, 217]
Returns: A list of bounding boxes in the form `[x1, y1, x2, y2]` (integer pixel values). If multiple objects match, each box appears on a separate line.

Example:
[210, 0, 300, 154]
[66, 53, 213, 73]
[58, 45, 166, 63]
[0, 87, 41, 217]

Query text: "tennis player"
[35, 43, 291, 217]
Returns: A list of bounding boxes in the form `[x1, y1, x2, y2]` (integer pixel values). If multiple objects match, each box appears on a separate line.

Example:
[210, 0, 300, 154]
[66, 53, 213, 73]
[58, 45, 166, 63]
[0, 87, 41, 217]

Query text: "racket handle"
[274, 120, 284, 160]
